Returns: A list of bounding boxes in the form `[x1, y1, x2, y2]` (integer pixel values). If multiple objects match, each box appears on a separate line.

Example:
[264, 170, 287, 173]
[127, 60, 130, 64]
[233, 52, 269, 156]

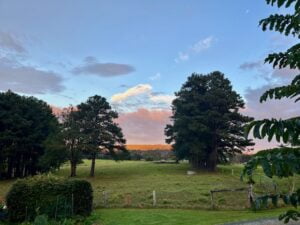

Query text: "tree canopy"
[60, 107, 84, 177]
[76, 95, 126, 177]
[0, 91, 60, 179]
[165, 71, 254, 171]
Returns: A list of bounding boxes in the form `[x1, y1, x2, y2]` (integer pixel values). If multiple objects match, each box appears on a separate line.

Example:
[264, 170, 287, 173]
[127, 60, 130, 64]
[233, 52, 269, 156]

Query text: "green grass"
[0, 208, 290, 225]
[0, 160, 298, 224]
[0, 160, 299, 209]
[91, 208, 288, 225]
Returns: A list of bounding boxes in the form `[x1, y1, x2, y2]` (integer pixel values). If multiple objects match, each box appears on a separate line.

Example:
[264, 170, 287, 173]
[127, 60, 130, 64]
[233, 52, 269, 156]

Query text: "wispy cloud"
[239, 61, 263, 70]
[175, 36, 214, 63]
[111, 84, 152, 103]
[149, 94, 174, 105]
[239, 59, 299, 83]
[191, 36, 214, 53]
[0, 31, 26, 53]
[72, 56, 135, 77]
[149, 72, 161, 81]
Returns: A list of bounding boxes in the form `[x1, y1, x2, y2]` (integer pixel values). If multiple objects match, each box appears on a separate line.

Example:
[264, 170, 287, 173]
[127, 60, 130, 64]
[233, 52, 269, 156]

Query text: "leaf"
[268, 125, 277, 142]
[290, 193, 298, 207]
[261, 159, 273, 178]
[253, 122, 262, 139]
[277, 0, 286, 7]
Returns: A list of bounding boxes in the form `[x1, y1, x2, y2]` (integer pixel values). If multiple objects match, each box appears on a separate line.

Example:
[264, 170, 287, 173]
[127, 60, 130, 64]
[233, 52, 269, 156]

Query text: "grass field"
[91, 208, 289, 225]
[1, 160, 299, 209]
[0, 160, 299, 224]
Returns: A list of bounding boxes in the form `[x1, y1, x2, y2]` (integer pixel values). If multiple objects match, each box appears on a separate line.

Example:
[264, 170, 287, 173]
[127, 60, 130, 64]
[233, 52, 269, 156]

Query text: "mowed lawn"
[91, 208, 289, 225]
[0, 160, 299, 210]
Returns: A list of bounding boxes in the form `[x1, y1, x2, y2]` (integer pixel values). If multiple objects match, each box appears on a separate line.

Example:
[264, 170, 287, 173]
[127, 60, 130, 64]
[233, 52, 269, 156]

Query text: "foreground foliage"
[242, 147, 300, 223]
[6, 175, 93, 222]
[246, 0, 300, 143]
[244, 0, 300, 223]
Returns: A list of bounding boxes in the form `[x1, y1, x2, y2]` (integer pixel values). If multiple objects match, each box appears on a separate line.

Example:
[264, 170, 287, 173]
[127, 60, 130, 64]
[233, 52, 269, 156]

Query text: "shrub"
[0, 202, 7, 221]
[6, 175, 93, 222]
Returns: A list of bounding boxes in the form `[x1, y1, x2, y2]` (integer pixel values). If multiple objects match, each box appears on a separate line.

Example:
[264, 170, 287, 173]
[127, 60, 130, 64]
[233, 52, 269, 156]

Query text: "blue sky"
[0, 0, 298, 146]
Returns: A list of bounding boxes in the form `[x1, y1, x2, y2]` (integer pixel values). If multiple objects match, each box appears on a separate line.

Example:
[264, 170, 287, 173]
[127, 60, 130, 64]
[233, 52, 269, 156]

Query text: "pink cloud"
[242, 84, 300, 151]
[51, 105, 65, 116]
[116, 108, 171, 144]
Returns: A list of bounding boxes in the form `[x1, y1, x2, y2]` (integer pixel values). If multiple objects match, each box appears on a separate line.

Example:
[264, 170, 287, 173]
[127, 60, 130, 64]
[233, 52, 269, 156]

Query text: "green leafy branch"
[260, 75, 300, 102]
[245, 117, 300, 143]
[266, 0, 300, 9]
[241, 148, 300, 223]
[264, 45, 300, 70]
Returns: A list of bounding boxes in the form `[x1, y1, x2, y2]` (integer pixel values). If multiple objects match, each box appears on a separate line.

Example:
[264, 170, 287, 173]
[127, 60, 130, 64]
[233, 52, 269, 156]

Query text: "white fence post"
[103, 191, 109, 207]
[153, 190, 156, 207]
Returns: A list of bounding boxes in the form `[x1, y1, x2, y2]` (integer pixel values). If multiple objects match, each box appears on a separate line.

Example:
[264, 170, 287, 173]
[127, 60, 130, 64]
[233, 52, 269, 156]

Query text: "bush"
[0, 202, 7, 221]
[6, 175, 93, 222]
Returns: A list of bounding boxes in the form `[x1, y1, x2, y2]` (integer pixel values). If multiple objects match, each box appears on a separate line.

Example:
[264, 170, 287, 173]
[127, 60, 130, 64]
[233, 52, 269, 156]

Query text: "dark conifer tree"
[165, 72, 254, 171]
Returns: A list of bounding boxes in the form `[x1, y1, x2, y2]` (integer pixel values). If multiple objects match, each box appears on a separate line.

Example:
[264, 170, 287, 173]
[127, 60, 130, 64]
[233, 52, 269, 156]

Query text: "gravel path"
[223, 218, 299, 225]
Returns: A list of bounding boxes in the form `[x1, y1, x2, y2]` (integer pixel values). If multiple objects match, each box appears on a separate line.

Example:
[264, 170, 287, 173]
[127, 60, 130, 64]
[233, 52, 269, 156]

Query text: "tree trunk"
[15, 155, 21, 178]
[190, 155, 206, 170]
[6, 157, 13, 179]
[70, 160, 77, 177]
[90, 153, 96, 177]
[207, 147, 217, 171]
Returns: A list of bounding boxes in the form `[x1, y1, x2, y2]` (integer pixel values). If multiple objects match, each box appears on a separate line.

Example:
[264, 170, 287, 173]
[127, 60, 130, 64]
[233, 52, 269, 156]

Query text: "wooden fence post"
[153, 190, 156, 207]
[55, 196, 59, 220]
[248, 184, 254, 207]
[124, 193, 132, 206]
[210, 191, 214, 209]
[71, 193, 74, 216]
[103, 191, 109, 207]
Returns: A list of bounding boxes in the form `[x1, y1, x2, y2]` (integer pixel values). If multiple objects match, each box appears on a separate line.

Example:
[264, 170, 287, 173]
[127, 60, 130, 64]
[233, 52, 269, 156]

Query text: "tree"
[38, 133, 68, 173]
[61, 107, 84, 177]
[244, 0, 300, 222]
[77, 95, 126, 177]
[165, 72, 254, 171]
[0, 91, 60, 179]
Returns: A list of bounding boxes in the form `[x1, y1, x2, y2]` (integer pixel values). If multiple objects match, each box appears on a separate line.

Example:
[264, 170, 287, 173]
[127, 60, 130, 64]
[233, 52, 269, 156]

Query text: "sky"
[0, 0, 299, 149]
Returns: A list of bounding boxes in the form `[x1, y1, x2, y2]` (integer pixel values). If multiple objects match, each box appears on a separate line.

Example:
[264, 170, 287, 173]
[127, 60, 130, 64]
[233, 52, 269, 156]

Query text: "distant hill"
[126, 144, 172, 151]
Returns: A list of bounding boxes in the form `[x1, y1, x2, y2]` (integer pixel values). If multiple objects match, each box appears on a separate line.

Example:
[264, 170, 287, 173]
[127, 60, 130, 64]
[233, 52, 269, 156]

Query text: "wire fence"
[93, 188, 251, 209]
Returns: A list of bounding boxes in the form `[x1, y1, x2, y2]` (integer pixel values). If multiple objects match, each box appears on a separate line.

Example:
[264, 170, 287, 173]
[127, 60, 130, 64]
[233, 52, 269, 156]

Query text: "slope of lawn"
[0, 160, 299, 210]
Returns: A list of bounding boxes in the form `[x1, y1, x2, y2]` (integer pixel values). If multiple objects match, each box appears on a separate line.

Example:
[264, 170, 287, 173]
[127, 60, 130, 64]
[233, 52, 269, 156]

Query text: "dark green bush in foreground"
[6, 175, 93, 222]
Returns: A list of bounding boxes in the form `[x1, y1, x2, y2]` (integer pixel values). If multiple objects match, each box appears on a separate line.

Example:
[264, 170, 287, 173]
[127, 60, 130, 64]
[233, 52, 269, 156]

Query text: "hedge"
[6, 175, 93, 222]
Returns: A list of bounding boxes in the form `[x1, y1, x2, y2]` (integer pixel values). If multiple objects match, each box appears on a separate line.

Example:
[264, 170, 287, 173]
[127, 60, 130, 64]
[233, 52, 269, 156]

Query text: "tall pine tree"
[77, 95, 126, 177]
[165, 71, 254, 171]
